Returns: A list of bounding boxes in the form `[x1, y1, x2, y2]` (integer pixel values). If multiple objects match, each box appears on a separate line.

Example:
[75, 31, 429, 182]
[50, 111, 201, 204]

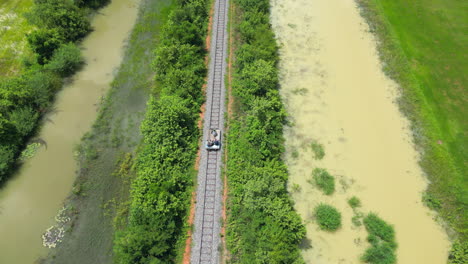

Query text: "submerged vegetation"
[225, 0, 305, 262]
[314, 204, 341, 232]
[348, 196, 361, 209]
[311, 168, 335, 195]
[356, 0, 467, 250]
[362, 213, 397, 264]
[310, 140, 325, 160]
[112, 0, 208, 263]
[0, 0, 108, 183]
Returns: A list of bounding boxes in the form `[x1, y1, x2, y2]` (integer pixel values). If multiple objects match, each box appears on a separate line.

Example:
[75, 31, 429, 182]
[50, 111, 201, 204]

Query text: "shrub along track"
[190, 0, 228, 263]
[224, 0, 306, 262]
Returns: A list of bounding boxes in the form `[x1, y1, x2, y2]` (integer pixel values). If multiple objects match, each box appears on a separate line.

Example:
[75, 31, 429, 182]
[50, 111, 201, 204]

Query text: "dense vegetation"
[356, 0, 467, 252]
[314, 204, 342, 232]
[0, 0, 108, 182]
[112, 0, 208, 263]
[225, 0, 305, 262]
[361, 213, 397, 264]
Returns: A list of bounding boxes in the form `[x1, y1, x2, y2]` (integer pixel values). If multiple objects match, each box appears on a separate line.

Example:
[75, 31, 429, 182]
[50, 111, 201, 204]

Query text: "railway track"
[191, 0, 228, 263]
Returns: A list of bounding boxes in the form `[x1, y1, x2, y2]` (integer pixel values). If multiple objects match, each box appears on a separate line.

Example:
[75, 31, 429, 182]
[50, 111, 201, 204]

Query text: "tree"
[28, 0, 91, 42]
[27, 29, 63, 64]
[238, 59, 278, 98]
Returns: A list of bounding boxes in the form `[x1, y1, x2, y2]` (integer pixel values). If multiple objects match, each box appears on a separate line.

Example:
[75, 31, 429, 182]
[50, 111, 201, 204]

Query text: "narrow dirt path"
[190, 0, 229, 263]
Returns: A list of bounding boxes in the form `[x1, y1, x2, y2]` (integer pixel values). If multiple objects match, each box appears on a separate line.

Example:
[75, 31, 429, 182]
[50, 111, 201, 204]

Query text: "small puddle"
[0, 0, 140, 262]
[270, 0, 450, 263]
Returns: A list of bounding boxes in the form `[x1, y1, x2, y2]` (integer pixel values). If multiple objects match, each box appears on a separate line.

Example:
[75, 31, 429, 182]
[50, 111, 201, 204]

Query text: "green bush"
[314, 204, 341, 231]
[8, 107, 39, 137]
[0, 76, 34, 113]
[45, 43, 84, 77]
[27, 29, 64, 64]
[28, 0, 91, 42]
[348, 196, 361, 208]
[312, 168, 335, 195]
[25, 69, 63, 109]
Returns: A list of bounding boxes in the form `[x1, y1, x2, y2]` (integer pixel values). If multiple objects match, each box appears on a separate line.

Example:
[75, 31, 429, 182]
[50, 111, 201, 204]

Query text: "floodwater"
[270, 0, 450, 263]
[0, 0, 140, 262]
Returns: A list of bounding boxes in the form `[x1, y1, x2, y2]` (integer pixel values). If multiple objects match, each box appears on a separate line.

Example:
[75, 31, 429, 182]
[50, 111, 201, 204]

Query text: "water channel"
[270, 0, 450, 263]
[0, 0, 140, 262]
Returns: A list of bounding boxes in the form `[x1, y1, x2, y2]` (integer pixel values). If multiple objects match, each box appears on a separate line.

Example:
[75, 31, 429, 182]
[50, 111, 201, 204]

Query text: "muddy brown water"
[270, 0, 450, 263]
[0, 0, 140, 262]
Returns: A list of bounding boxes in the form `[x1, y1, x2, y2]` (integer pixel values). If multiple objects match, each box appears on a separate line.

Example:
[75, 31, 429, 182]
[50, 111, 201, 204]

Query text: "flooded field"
[0, 0, 140, 262]
[270, 0, 450, 263]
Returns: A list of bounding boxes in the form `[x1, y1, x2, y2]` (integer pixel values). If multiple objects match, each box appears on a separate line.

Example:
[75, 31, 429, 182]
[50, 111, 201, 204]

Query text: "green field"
[358, 0, 467, 243]
[0, 0, 34, 75]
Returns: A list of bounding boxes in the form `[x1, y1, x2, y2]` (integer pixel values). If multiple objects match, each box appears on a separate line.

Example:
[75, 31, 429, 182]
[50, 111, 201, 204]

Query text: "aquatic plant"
[352, 215, 362, 227]
[361, 213, 397, 264]
[348, 196, 361, 208]
[310, 140, 325, 160]
[312, 168, 335, 195]
[42, 206, 71, 248]
[19, 142, 41, 161]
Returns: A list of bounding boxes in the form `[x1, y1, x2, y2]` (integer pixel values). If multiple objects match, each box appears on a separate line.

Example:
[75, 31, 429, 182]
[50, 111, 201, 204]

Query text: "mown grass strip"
[225, 0, 305, 262]
[112, 0, 210, 263]
[356, 0, 467, 252]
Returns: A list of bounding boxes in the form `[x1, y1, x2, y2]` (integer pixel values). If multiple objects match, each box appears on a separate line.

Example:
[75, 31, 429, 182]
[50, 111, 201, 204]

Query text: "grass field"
[357, 0, 467, 242]
[0, 0, 34, 76]
[40, 0, 173, 263]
